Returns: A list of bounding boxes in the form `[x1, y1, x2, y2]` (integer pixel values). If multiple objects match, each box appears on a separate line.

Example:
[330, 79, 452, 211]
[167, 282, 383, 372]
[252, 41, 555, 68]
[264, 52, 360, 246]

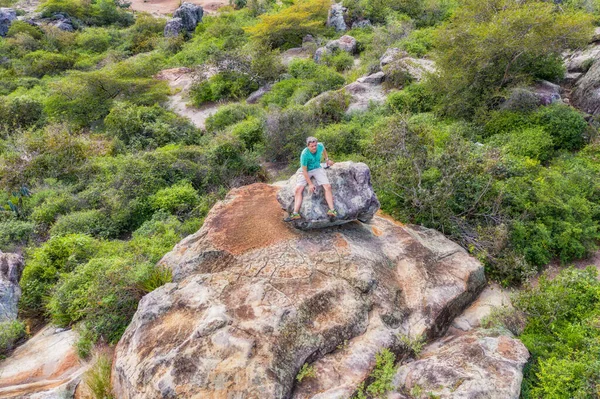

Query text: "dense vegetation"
[1, 0, 600, 395]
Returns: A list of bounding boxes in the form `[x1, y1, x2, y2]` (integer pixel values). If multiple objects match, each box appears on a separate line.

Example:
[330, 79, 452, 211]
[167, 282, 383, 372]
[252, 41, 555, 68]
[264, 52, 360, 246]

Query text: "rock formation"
[326, 3, 347, 32]
[0, 252, 24, 322]
[164, 2, 203, 37]
[315, 35, 358, 62]
[0, 8, 16, 37]
[0, 326, 87, 398]
[277, 162, 379, 229]
[112, 178, 489, 398]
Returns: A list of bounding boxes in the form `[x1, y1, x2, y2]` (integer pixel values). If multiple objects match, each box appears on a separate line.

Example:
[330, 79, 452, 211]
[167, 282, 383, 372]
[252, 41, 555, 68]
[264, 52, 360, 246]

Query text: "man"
[286, 136, 336, 221]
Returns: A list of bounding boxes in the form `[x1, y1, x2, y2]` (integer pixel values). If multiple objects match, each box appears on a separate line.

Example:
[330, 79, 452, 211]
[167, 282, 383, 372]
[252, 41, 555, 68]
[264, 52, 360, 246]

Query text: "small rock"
[302, 34, 315, 44]
[314, 46, 332, 62]
[0, 8, 16, 37]
[533, 80, 562, 105]
[380, 48, 406, 68]
[0, 252, 24, 322]
[357, 71, 385, 85]
[327, 3, 347, 32]
[326, 34, 358, 54]
[247, 84, 272, 104]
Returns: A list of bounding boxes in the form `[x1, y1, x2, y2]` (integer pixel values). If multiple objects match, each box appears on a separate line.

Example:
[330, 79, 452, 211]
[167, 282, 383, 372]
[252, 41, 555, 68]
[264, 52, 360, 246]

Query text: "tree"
[431, 0, 593, 118]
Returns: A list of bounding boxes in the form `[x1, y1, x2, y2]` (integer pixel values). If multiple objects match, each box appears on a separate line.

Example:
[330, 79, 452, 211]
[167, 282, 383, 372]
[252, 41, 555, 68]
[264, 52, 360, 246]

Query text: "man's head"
[306, 136, 318, 153]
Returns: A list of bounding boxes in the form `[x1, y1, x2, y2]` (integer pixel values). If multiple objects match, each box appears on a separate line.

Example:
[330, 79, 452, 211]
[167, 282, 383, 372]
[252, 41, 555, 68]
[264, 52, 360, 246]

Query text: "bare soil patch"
[128, 0, 228, 16]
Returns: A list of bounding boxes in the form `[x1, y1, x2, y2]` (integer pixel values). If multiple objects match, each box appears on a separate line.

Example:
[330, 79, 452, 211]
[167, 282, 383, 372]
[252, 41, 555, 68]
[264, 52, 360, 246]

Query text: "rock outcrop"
[0, 326, 87, 399]
[327, 3, 347, 32]
[388, 331, 529, 399]
[277, 162, 379, 230]
[164, 2, 203, 36]
[0, 252, 24, 322]
[0, 8, 16, 37]
[112, 180, 487, 398]
[315, 35, 358, 62]
[380, 48, 435, 83]
[571, 59, 600, 114]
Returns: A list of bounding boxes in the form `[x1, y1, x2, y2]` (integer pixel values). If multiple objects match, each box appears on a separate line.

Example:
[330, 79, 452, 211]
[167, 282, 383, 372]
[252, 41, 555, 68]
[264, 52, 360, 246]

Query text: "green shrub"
[205, 103, 263, 132]
[500, 88, 539, 113]
[515, 267, 600, 398]
[309, 90, 350, 124]
[387, 83, 436, 114]
[535, 104, 587, 151]
[190, 71, 259, 106]
[296, 363, 316, 382]
[492, 127, 555, 163]
[0, 320, 26, 357]
[7, 21, 44, 40]
[19, 234, 100, 317]
[136, 265, 172, 293]
[21, 50, 75, 78]
[245, 0, 329, 48]
[0, 220, 35, 250]
[39, 0, 88, 19]
[314, 121, 365, 156]
[399, 27, 435, 57]
[83, 352, 114, 399]
[149, 181, 200, 215]
[30, 191, 79, 226]
[123, 13, 165, 54]
[50, 209, 117, 238]
[104, 103, 201, 150]
[230, 116, 265, 151]
[323, 50, 354, 72]
[483, 110, 534, 138]
[0, 96, 45, 130]
[76, 28, 112, 53]
[264, 105, 315, 162]
[366, 348, 396, 396]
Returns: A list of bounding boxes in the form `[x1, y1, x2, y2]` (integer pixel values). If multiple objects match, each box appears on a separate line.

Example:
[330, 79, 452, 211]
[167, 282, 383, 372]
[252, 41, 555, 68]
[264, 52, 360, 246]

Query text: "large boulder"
[0, 252, 24, 322]
[388, 331, 529, 399]
[325, 34, 358, 54]
[112, 181, 487, 398]
[173, 2, 203, 31]
[0, 326, 87, 398]
[0, 8, 16, 37]
[277, 162, 379, 229]
[571, 58, 600, 114]
[164, 2, 203, 36]
[327, 3, 347, 32]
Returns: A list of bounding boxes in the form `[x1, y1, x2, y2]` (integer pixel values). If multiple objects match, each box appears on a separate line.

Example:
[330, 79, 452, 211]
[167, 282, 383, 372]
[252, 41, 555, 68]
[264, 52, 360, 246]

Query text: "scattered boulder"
[0, 8, 16, 37]
[277, 162, 380, 229]
[173, 2, 203, 31]
[113, 181, 486, 398]
[357, 71, 385, 85]
[450, 283, 513, 333]
[389, 331, 529, 399]
[327, 3, 347, 32]
[532, 80, 562, 105]
[281, 47, 312, 66]
[0, 326, 87, 399]
[565, 47, 600, 73]
[247, 84, 272, 104]
[164, 2, 203, 36]
[344, 80, 387, 113]
[50, 13, 75, 31]
[0, 252, 24, 322]
[325, 34, 358, 54]
[164, 17, 184, 37]
[380, 48, 407, 69]
[314, 46, 332, 62]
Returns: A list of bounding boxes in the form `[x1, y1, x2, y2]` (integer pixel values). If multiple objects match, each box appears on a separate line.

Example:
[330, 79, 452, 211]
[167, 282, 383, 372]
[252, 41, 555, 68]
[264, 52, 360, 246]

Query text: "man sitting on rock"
[285, 136, 336, 221]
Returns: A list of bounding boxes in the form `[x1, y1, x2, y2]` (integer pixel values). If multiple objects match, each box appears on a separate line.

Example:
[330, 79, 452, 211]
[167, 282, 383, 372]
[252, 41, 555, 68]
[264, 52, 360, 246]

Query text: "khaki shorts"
[296, 167, 330, 186]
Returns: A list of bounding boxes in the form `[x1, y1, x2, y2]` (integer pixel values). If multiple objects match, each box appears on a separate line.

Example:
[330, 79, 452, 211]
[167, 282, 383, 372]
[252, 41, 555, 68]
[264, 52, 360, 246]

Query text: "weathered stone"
[0, 326, 87, 398]
[277, 162, 380, 230]
[352, 19, 372, 29]
[380, 48, 406, 68]
[344, 80, 387, 113]
[532, 80, 562, 105]
[572, 58, 600, 114]
[173, 2, 203, 32]
[53, 17, 74, 31]
[327, 3, 347, 32]
[357, 71, 385, 85]
[0, 252, 24, 322]
[564, 72, 583, 86]
[314, 46, 332, 62]
[113, 182, 486, 399]
[163, 17, 183, 37]
[384, 57, 435, 83]
[565, 47, 600, 73]
[282, 47, 312, 66]
[389, 331, 529, 399]
[247, 84, 272, 104]
[451, 283, 513, 332]
[325, 35, 357, 54]
[0, 8, 16, 37]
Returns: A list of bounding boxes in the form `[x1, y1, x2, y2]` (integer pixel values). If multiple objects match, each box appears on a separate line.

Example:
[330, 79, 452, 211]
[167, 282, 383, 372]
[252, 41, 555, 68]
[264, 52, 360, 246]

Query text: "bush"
[323, 50, 354, 72]
[83, 352, 114, 399]
[0, 320, 26, 357]
[76, 28, 113, 53]
[230, 116, 265, 151]
[0, 96, 45, 130]
[314, 121, 365, 156]
[7, 21, 44, 40]
[309, 90, 350, 124]
[50, 209, 117, 238]
[205, 103, 263, 132]
[500, 88, 540, 113]
[515, 267, 600, 398]
[21, 50, 75, 78]
[387, 82, 436, 114]
[264, 105, 315, 162]
[245, 0, 329, 48]
[190, 71, 259, 106]
[149, 181, 200, 215]
[535, 104, 587, 151]
[493, 127, 555, 163]
[30, 191, 79, 226]
[104, 103, 201, 150]
[0, 219, 35, 250]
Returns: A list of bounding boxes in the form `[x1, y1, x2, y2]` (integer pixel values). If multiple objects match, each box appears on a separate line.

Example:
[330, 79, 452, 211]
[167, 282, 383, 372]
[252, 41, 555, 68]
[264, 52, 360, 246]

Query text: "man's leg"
[323, 184, 334, 210]
[293, 184, 305, 214]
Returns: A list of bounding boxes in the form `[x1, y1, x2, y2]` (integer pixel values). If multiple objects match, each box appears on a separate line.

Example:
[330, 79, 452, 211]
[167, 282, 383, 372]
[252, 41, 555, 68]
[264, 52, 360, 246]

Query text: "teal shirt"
[300, 143, 324, 171]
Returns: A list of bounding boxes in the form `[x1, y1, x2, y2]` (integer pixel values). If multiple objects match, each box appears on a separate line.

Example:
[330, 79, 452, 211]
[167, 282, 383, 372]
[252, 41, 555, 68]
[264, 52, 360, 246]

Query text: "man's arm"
[302, 166, 315, 193]
[322, 147, 334, 167]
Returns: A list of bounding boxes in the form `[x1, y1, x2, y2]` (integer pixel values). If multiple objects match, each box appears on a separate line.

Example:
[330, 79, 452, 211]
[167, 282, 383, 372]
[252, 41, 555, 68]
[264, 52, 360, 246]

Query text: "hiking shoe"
[284, 212, 301, 222]
[327, 209, 338, 218]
